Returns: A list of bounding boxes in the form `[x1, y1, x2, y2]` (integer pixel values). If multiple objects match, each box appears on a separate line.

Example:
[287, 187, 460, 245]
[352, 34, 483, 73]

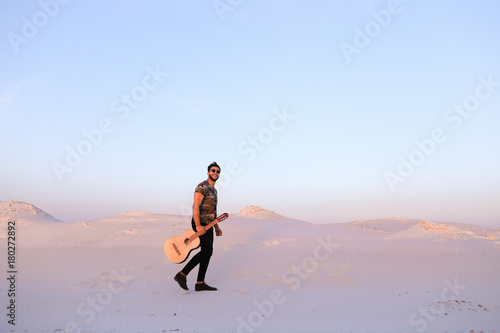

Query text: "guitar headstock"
[217, 213, 229, 223]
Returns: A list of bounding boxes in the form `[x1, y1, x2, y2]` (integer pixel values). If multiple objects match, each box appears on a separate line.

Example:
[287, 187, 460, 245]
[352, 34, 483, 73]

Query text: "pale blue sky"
[1, 0, 499, 227]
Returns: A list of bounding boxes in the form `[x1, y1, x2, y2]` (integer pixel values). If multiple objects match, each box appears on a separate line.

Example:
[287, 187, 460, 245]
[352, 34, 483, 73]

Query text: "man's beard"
[209, 175, 218, 182]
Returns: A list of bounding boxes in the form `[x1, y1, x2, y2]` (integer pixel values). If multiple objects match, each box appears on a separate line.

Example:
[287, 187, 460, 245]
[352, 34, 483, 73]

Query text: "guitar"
[164, 213, 229, 264]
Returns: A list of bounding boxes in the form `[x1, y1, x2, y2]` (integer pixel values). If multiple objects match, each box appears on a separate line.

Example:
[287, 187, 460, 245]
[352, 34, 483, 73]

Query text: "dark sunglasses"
[210, 169, 220, 174]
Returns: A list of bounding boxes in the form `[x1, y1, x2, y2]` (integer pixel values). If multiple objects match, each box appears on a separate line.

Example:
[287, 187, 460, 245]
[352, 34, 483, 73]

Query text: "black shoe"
[195, 282, 217, 291]
[174, 272, 188, 290]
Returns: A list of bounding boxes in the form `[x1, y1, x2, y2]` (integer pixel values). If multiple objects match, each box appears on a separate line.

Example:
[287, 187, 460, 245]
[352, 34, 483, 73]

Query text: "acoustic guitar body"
[164, 229, 201, 264]
[164, 213, 228, 264]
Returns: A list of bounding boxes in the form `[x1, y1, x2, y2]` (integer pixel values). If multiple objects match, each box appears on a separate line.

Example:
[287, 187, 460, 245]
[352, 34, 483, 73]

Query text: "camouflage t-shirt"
[194, 180, 218, 226]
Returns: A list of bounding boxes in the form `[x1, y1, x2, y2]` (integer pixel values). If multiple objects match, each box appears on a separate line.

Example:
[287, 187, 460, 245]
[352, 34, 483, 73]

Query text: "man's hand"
[196, 224, 206, 235]
[214, 225, 222, 237]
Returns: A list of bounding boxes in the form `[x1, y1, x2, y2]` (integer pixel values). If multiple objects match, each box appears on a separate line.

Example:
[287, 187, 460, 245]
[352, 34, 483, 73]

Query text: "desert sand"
[1, 201, 499, 333]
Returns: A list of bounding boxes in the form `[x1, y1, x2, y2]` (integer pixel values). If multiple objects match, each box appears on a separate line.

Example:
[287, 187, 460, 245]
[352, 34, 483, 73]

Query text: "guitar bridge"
[172, 243, 181, 255]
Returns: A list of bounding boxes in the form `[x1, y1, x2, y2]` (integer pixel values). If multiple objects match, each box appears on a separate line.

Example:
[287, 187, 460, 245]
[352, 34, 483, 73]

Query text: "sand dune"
[1, 201, 499, 332]
[0, 201, 62, 224]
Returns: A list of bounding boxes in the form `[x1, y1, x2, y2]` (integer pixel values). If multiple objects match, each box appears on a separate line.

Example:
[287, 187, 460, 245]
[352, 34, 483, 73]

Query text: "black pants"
[181, 219, 214, 282]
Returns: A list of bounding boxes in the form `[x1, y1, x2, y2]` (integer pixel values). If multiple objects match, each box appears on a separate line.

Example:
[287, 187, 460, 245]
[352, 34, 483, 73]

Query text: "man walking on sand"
[174, 162, 222, 291]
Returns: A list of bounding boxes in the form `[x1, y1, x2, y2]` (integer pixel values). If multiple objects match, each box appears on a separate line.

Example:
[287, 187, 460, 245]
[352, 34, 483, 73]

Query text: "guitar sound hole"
[184, 238, 190, 245]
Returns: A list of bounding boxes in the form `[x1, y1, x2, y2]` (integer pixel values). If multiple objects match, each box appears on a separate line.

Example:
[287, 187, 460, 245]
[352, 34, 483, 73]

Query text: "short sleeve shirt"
[195, 180, 218, 226]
